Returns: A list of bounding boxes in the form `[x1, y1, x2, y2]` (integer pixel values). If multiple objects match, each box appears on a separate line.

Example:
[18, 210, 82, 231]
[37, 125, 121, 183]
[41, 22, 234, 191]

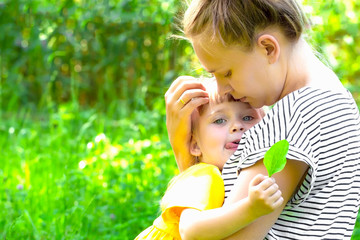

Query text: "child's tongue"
[225, 142, 239, 150]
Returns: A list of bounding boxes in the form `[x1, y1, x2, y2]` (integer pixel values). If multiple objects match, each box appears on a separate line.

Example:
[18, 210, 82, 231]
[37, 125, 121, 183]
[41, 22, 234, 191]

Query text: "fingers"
[178, 88, 209, 109]
[165, 76, 206, 99]
[263, 182, 284, 208]
[249, 175, 284, 209]
[252, 175, 276, 193]
[249, 173, 267, 186]
[270, 189, 284, 208]
[165, 76, 209, 111]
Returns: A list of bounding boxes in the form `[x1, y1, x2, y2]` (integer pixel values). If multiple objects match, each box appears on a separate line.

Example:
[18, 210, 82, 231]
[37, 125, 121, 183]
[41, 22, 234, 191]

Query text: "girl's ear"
[257, 34, 280, 64]
[190, 136, 202, 157]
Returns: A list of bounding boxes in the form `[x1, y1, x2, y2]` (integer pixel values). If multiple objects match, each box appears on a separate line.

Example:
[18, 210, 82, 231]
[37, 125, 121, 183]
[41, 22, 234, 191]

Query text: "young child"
[136, 78, 283, 239]
[165, 0, 360, 239]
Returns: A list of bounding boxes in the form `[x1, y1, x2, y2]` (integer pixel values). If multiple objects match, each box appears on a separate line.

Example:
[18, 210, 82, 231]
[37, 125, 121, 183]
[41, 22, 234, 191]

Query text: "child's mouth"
[225, 141, 240, 150]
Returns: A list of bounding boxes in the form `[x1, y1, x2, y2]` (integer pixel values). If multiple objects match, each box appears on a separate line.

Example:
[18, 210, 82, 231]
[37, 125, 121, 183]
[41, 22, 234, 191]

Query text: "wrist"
[243, 197, 263, 220]
[174, 150, 195, 172]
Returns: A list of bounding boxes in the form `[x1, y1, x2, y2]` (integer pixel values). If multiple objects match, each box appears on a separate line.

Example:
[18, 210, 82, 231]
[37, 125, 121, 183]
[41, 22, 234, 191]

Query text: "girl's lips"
[240, 97, 247, 102]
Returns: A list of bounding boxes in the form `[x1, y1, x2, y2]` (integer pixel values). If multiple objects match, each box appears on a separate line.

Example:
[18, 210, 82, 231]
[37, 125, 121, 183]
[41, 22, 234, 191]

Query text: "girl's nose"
[216, 79, 232, 96]
[231, 123, 245, 133]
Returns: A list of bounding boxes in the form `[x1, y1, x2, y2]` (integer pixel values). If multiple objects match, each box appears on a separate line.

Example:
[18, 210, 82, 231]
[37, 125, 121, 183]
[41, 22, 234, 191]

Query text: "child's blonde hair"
[183, 0, 308, 50]
[197, 77, 237, 115]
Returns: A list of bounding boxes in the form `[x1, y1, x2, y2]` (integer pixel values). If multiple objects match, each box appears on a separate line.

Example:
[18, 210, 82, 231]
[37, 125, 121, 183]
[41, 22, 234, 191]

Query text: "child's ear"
[190, 136, 202, 157]
[257, 34, 280, 64]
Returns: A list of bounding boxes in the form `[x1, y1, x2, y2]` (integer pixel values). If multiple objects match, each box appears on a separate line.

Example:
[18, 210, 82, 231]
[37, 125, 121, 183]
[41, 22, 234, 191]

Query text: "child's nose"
[231, 123, 245, 133]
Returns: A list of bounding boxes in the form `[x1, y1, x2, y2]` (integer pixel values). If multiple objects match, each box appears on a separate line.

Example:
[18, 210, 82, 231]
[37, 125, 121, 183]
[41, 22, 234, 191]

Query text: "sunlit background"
[0, 0, 359, 239]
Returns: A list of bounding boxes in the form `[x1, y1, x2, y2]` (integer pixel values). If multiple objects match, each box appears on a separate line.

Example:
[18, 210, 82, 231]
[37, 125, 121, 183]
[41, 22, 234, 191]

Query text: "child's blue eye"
[214, 118, 226, 124]
[243, 116, 254, 121]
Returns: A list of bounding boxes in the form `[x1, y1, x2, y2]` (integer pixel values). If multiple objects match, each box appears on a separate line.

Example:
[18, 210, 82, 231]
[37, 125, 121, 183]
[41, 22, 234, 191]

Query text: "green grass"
[1, 103, 359, 239]
[0, 103, 178, 239]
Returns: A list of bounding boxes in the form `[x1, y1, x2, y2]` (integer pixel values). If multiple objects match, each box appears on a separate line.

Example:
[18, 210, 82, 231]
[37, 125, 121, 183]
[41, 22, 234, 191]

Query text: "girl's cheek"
[245, 122, 255, 130]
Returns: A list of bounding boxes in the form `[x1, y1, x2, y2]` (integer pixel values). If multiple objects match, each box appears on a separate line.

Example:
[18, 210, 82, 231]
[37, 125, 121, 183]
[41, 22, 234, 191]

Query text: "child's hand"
[248, 174, 284, 218]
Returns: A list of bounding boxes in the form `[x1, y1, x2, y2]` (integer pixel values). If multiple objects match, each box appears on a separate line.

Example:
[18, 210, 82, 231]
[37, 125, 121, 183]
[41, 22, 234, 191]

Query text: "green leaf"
[263, 140, 289, 177]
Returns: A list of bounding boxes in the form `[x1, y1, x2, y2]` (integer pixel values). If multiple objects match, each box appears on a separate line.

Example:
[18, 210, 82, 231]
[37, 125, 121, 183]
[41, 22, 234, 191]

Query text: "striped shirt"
[222, 87, 360, 239]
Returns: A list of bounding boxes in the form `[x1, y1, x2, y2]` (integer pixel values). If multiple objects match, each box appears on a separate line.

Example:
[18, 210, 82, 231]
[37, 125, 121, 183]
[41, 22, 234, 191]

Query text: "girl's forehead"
[192, 37, 243, 71]
[193, 40, 224, 72]
[193, 37, 224, 56]
[192, 32, 244, 53]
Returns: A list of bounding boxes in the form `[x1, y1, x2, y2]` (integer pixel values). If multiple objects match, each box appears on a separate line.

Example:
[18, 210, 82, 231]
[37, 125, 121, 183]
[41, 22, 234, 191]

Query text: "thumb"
[249, 174, 267, 187]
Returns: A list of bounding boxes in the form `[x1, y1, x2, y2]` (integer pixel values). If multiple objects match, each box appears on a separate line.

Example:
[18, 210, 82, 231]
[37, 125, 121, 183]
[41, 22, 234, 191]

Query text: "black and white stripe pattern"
[222, 87, 360, 239]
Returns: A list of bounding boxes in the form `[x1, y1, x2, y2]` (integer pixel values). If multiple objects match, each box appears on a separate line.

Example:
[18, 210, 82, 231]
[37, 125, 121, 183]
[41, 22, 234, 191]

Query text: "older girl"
[165, 0, 360, 239]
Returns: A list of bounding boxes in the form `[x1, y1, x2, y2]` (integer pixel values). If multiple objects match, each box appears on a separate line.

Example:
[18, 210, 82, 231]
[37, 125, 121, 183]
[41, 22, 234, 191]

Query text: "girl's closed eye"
[224, 70, 232, 78]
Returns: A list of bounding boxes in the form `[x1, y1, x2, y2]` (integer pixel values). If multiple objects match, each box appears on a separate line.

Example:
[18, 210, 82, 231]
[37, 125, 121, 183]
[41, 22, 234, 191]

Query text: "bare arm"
[165, 76, 209, 171]
[223, 159, 309, 239]
[179, 174, 284, 240]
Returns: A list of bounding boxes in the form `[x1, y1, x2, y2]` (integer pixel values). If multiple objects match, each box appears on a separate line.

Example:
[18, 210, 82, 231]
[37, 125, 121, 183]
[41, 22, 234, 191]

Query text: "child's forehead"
[196, 78, 264, 116]
[202, 100, 256, 114]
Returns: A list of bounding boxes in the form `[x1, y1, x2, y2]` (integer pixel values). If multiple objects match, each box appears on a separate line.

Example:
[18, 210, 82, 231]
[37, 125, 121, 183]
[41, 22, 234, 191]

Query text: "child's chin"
[225, 150, 237, 159]
[226, 148, 238, 154]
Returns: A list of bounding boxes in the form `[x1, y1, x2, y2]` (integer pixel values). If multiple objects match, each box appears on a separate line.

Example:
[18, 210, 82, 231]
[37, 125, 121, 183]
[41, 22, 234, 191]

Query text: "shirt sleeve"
[160, 163, 225, 223]
[235, 91, 318, 207]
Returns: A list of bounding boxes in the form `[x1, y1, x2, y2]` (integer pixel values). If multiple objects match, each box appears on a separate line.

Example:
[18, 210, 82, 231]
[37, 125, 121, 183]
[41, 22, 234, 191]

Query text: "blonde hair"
[197, 77, 237, 115]
[183, 0, 308, 50]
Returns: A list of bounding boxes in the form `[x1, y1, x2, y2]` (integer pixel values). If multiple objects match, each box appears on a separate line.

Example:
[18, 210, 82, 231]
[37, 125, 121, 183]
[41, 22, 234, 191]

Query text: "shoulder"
[291, 86, 351, 104]
[181, 163, 222, 178]
[168, 163, 222, 191]
[161, 163, 224, 211]
[274, 86, 355, 121]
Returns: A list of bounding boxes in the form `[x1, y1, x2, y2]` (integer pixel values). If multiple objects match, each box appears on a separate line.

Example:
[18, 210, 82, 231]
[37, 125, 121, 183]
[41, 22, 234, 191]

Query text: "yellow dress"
[135, 163, 225, 240]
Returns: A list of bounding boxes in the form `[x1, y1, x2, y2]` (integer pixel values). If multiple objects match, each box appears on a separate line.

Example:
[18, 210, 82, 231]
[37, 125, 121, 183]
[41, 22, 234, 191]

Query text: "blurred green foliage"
[303, 0, 360, 102]
[0, 0, 195, 114]
[0, 0, 360, 239]
[0, 0, 359, 112]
